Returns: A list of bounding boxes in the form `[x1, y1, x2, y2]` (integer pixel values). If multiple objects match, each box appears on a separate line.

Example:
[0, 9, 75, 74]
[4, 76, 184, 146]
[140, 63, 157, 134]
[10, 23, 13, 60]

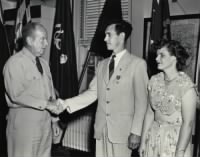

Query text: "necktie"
[36, 57, 43, 75]
[109, 55, 116, 79]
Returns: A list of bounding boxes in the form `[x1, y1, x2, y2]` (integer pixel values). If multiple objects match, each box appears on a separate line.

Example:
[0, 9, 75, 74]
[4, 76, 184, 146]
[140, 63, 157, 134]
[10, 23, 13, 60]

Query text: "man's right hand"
[46, 100, 65, 115]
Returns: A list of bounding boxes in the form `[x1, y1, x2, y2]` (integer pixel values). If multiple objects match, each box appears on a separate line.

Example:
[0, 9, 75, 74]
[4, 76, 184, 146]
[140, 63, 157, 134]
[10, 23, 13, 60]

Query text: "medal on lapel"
[116, 75, 121, 80]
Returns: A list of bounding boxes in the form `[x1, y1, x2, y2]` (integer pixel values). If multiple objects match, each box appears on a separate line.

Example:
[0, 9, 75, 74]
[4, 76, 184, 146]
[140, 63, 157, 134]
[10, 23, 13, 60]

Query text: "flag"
[0, 0, 11, 115]
[49, 0, 78, 121]
[147, 0, 171, 76]
[90, 0, 123, 58]
[14, 0, 31, 52]
[0, 1, 11, 153]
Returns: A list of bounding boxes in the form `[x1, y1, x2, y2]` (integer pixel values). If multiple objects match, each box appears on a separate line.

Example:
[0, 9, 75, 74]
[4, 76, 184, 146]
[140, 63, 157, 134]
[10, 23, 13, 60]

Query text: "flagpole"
[78, 50, 91, 90]
[0, 0, 12, 56]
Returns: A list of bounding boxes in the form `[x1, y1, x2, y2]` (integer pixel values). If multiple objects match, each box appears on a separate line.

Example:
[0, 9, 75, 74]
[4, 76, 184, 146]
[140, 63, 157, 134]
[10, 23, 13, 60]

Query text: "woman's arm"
[175, 88, 197, 157]
[139, 98, 154, 157]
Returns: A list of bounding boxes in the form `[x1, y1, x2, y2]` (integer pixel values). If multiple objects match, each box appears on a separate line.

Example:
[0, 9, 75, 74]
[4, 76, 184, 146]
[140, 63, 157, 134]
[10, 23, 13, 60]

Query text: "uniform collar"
[22, 47, 37, 63]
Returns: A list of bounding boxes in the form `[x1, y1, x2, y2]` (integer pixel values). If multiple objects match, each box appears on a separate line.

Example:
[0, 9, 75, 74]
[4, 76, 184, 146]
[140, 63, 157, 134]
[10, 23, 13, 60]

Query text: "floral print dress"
[143, 72, 195, 157]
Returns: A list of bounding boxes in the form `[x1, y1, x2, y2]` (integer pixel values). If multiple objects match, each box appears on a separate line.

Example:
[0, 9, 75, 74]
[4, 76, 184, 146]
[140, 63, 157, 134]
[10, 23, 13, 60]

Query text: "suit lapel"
[109, 51, 132, 83]
[102, 58, 110, 85]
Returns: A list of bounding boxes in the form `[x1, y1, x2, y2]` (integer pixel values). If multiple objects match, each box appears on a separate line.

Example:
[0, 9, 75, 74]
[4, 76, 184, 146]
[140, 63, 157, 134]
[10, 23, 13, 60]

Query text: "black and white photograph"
[0, 0, 200, 157]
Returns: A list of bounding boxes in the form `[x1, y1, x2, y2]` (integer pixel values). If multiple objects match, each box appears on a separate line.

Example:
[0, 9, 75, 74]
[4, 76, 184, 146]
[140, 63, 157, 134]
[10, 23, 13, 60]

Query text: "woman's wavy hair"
[154, 39, 189, 71]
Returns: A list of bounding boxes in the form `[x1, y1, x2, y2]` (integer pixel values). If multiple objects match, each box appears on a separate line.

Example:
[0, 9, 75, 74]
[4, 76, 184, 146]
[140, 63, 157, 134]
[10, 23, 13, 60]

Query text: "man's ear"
[26, 36, 32, 45]
[120, 32, 125, 41]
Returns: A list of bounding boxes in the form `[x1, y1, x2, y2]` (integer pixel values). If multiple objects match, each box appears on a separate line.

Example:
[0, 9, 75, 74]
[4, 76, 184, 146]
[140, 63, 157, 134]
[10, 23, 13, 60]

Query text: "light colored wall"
[144, 0, 200, 18]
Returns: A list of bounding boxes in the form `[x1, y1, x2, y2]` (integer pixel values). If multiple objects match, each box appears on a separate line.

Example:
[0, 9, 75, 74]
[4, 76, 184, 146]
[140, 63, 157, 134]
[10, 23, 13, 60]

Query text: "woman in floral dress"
[139, 40, 197, 157]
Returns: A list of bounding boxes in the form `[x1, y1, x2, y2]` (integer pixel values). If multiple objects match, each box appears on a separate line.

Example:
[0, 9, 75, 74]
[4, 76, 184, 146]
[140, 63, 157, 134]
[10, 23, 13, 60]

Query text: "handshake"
[46, 99, 65, 115]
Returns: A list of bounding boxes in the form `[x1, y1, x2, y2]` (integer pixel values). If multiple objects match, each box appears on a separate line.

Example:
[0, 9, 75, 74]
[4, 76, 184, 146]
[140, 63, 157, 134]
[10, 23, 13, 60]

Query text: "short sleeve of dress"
[180, 73, 196, 97]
